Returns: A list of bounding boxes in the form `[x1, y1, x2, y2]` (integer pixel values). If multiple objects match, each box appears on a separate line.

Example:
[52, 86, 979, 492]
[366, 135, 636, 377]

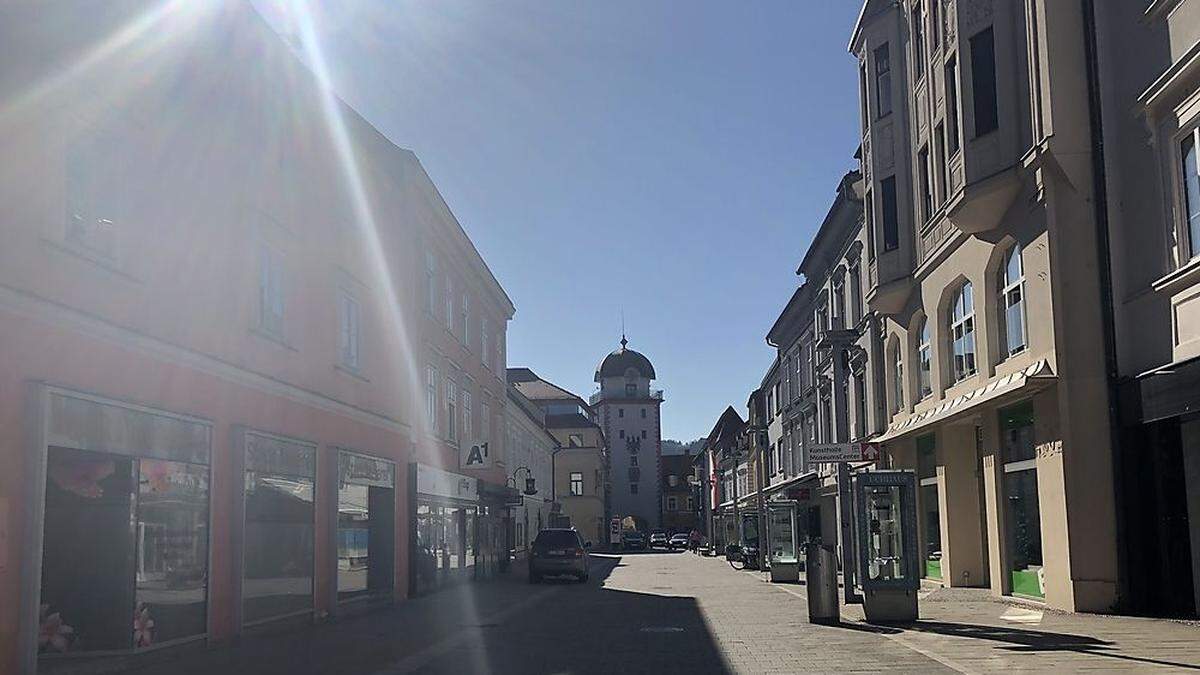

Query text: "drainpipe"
[1080, 0, 1126, 611]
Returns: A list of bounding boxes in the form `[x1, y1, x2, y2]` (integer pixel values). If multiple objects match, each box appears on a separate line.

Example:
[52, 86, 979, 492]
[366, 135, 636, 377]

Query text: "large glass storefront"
[1000, 401, 1043, 598]
[242, 431, 315, 625]
[39, 391, 211, 656]
[412, 463, 497, 596]
[336, 452, 395, 601]
[917, 434, 941, 580]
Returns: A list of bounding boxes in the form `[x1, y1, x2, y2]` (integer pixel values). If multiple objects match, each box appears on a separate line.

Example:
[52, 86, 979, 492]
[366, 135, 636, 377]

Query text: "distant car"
[669, 533, 690, 550]
[649, 532, 669, 549]
[529, 528, 591, 583]
[621, 530, 646, 551]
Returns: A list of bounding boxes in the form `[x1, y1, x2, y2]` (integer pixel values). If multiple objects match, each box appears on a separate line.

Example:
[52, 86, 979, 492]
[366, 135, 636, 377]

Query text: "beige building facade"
[852, 0, 1117, 611]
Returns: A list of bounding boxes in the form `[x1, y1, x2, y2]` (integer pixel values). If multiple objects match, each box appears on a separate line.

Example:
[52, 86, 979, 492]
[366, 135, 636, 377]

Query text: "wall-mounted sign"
[461, 440, 492, 470]
[808, 442, 880, 464]
[416, 463, 478, 502]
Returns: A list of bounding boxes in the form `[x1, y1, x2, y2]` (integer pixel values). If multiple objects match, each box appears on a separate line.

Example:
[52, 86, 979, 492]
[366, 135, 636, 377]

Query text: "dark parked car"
[621, 530, 646, 550]
[529, 528, 590, 583]
[669, 532, 690, 550]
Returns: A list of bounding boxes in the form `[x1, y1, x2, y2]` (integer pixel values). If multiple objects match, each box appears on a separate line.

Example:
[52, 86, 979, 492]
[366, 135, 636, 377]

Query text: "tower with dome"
[592, 335, 663, 532]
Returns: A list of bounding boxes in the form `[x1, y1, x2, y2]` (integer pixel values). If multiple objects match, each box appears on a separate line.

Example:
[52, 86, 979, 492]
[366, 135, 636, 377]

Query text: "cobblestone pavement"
[120, 550, 1200, 675]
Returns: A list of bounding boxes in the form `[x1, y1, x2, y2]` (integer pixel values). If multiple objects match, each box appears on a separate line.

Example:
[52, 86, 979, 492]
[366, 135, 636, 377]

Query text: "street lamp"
[508, 466, 538, 496]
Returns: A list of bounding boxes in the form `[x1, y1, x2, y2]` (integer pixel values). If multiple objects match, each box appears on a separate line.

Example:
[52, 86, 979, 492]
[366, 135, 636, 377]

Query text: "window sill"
[250, 326, 298, 351]
[1151, 256, 1200, 296]
[335, 363, 370, 382]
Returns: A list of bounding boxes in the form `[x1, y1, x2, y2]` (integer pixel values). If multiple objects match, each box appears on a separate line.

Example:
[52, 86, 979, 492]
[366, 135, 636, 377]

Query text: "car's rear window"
[534, 530, 580, 547]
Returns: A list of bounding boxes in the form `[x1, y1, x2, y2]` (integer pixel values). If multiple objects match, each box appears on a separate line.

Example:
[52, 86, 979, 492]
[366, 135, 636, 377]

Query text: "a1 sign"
[808, 442, 882, 464]
[461, 440, 492, 469]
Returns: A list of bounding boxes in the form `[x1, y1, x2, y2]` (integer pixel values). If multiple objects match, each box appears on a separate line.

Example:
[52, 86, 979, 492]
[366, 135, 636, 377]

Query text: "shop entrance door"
[1121, 418, 1196, 617]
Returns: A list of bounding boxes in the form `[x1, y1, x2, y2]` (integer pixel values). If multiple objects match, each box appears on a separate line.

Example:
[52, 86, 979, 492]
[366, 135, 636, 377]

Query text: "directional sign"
[808, 442, 882, 464]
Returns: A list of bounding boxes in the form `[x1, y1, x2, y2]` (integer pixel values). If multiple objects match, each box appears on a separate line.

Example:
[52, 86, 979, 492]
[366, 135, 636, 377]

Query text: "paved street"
[116, 550, 1200, 675]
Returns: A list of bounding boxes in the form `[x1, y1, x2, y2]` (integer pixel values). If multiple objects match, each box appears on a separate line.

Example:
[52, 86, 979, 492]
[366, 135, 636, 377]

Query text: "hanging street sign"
[808, 442, 881, 464]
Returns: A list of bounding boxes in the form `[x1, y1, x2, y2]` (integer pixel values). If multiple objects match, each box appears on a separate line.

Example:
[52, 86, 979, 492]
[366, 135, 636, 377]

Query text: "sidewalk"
[727, 557, 1200, 674]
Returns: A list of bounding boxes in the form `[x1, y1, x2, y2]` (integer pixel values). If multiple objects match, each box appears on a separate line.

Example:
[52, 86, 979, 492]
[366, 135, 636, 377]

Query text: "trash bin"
[805, 542, 839, 625]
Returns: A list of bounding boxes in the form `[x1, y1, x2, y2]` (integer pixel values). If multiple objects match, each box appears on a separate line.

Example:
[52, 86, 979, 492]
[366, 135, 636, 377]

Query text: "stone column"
[936, 424, 986, 587]
[981, 452, 1008, 595]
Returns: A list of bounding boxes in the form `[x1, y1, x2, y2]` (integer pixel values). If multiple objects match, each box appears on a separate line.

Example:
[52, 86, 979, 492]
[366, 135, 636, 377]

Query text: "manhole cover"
[640, 626, 685, 633]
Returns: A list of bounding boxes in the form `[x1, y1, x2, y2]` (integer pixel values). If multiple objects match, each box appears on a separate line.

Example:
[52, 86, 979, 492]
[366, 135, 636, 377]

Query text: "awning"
[762, 471, 818, 497]
[875, 360, 1055, 443]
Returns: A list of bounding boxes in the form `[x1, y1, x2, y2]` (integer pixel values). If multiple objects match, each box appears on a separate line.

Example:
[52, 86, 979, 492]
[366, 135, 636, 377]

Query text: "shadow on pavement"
[113, 553, 731, 675]
[834, 618, 1200, 671]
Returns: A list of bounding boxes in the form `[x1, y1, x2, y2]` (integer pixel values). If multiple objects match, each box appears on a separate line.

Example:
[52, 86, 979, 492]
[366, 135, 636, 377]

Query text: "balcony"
[590, 389, 664, 406]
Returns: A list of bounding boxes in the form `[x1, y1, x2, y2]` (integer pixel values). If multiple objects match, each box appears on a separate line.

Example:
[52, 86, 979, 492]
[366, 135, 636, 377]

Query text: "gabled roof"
[766, 282, 814, 348]
[507, 367, 585, 404]
[702, 406, 746, 453]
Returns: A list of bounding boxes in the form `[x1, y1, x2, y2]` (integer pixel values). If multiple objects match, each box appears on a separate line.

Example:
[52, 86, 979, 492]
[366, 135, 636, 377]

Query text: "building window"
[446, 378, 457, 442]
[912, 4, 926, 80]
[337, 291, 360, 370]
[970, 27, 998, 137]
[619, 430, 625, 439]
[258, 244, 285, 338]
[766, 390, 774, 420]
[1180, 128, 1200, 260]
[950, 281, 977, 382]
[625, 383, 637, 397]
[641, 408, 647, 419]
[444, 276, 454, 331]
[833, 279, 846, 328]
[618, 408, 625, 418]
[426, 366, 438, 431]
[462, 389, 473, 442]
[460, 292, 470, 346]
[865, 190, 876, 261]
[946, 57, 961, 155]
[667, 496, 678, 511]
[688, 496, 695, 511]
[881, 176, 899, 251]
[496, 336, 504, 374]
[424, 251, 437, 315]
[65, 133, 120, 261]
[917, 318, 932, 399]
[641, 430, 647, 439]
[480, 401, 490, 442]
[999, 244, 1027, 358]
[855, 373, 868, 440]
[1000, 401, 1042, 598]
[859, 60, 870, 131]
[891, 342, 904, 413]
[630, 483, 639, 494]
[934, 122, 947, 204]
[570, 472, 584, 496]
[930, 0, 940, 49]
[874, 43, 892, 118]
[481, 320, 490, 370]
[849, 265, 862, 325]
[568, 433, 583, 447]
[918, 146, 932, 223]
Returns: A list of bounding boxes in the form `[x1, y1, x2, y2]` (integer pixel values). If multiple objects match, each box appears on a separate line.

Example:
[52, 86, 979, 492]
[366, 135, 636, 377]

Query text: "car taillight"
[574, 548, 585, 558]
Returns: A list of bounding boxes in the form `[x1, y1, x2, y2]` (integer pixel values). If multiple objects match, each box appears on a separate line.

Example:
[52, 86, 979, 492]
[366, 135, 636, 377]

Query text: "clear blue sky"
[256, 0, 863, 442]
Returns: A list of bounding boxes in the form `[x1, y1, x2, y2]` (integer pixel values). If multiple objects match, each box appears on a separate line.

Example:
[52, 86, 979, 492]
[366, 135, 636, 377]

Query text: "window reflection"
[337, 453, 395, 600]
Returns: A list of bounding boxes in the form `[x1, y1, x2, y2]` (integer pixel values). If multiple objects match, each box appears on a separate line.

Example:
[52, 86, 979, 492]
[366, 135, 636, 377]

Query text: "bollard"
[806, 542, 840, 625]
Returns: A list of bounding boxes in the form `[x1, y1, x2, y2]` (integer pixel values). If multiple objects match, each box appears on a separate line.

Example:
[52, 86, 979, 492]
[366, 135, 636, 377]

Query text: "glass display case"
[853, 470, 919, 623]
[767, 501, 799, 582]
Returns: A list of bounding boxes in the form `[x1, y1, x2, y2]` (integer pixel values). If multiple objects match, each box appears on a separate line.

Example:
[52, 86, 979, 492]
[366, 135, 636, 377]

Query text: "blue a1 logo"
[462, 440, 491, 469]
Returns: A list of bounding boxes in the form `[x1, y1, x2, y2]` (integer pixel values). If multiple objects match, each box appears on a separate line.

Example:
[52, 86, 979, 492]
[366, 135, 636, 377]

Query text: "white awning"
[875, 360, 1055, 443]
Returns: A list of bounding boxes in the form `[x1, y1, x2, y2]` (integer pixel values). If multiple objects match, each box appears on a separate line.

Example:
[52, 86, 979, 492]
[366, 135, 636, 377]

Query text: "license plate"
[549, 549, 566, 555]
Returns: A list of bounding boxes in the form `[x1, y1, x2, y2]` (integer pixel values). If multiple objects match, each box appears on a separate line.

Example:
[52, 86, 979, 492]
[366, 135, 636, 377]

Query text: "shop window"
[1000, 401, 1042, 598]
[242, 433, 315, 625]
[998, 244, 1027, 358]
[570, 472, 584, 496]
[39, 394, 211, 655]
[916, 434, 941, 579]
[336, 452, 395, 601]
[949, 281, 977, 382]
[917, 318, 932, 398]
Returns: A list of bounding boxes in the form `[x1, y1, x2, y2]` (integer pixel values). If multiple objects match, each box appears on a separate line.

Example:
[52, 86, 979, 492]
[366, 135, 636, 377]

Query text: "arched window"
[891, 341, 904, 413]
[917, 319, 932, 398]
[998, 244, 1027, 357]
[950, 281, 976, 382]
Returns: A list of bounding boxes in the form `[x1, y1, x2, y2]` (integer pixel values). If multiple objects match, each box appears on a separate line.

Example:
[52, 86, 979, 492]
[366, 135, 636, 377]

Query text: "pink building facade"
[0, 3, 513, 673]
